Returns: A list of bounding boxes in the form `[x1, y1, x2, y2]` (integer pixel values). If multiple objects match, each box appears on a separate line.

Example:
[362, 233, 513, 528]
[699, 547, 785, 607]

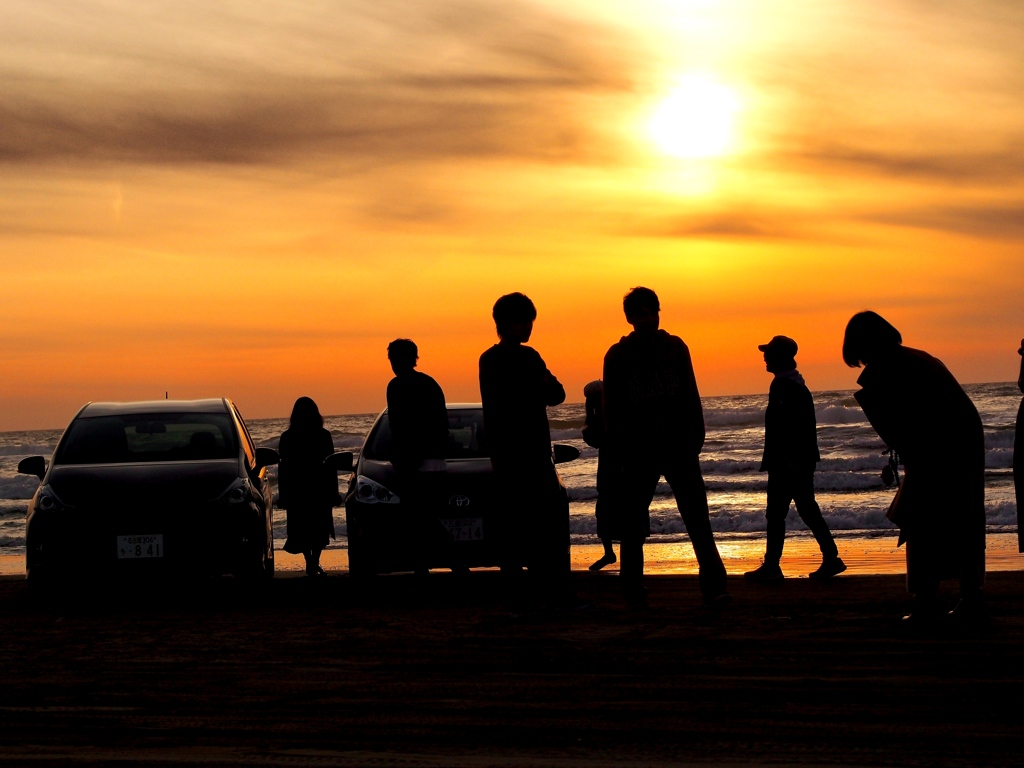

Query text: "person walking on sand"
[479, 292, 573, 608]
[277, 397, 338, 577]
[843, 311, 985, 623]
[386, 338, 452, 573]
[582, 380, 621, 571]
[745, 336, 846, 582]
[1015, 339, 1023, 553]
[602, 287, 730, 608]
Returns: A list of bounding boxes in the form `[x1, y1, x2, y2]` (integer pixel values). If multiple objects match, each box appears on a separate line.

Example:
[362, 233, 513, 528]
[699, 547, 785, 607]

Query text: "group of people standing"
[273, 286, 1024, 624]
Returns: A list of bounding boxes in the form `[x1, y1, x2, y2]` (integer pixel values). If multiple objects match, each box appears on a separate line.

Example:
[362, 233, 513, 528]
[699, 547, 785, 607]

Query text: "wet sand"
[2, 569, 1024, 767]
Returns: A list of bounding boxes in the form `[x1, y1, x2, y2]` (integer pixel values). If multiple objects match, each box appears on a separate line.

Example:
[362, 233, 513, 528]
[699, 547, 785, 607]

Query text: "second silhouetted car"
[343, 403, 578, 575]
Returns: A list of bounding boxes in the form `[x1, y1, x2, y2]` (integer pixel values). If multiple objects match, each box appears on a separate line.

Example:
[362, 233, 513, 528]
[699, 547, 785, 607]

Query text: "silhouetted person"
[1016, 339, 1023, 553]
[278, 397, 337, 576]
[844, 311, 985, 623]
[603, 287, 729, 608]
[386, 338, 451, 573]
[386, 339, 449, 474]
[745, 336, 845, 581]
[582, 380, 619, 570]
[479, 292, 571, 607]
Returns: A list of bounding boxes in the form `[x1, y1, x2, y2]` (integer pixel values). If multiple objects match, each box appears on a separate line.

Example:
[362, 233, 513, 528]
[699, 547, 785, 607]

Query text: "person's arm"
[678, 340, 706, 454]
[602, 345, 628, 449]
[541, 364, 566, 407]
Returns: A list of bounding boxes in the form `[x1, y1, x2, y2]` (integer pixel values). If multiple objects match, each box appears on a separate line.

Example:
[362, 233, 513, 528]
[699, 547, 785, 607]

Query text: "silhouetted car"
[342, 403, 579, 575]
[18, 399, 279, 590]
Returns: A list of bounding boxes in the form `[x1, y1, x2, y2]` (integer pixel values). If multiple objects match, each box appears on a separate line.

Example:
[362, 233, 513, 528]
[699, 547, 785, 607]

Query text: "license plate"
[440, 518, 483, 542]
[117, 534, 164, 559]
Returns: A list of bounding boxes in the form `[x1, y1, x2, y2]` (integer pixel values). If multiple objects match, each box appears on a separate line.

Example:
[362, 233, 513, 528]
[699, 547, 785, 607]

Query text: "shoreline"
[2, 531, 1020, 578]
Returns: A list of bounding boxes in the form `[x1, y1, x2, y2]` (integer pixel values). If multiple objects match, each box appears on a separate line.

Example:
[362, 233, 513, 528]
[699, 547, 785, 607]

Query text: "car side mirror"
[18, 456, 47, 480]
[553, 444, 580, 465]
[254, 447, 280, 471]
[324, 451, 354, 474]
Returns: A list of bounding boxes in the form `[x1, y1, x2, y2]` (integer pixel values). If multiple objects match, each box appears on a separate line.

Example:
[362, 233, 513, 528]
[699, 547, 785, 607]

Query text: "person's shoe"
[744, 562, 784, 582]
[589, 553, 617, 571]
[808, 557, 847, 580]
[703, 592, 733, 610]
[947, 596, 988, 627]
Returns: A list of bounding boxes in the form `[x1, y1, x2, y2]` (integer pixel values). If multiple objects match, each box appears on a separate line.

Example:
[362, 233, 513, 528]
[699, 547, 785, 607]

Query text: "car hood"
[358, 458, 494, 484]
[45, 460, 243, 508]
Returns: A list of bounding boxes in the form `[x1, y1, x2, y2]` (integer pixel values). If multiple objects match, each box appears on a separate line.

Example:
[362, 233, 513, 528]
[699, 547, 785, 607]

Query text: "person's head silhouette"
[758, 335, 798, 374]
[387, 338, 418, 376]
[290, 396, 324, 430]
[842, 311, 902, 368]
[492, 292, 536, 344]
[623, 287, 660, 336]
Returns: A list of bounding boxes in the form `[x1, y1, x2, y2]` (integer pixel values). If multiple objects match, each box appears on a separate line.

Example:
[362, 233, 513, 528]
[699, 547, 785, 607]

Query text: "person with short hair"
[386, 338, 448, 474]
[602, 287, 729, 608]
[479, 293, 571, 606]
[744, 335, 845, 582]
[385, 338, 451, 574]
[843, 311, 985, 623]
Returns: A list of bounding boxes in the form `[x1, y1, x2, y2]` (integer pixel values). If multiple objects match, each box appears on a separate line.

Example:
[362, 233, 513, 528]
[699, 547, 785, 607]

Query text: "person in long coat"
[1015, 339, 1023, 553]
[278, 397, 337, 576]
[843, 312, 985, 621]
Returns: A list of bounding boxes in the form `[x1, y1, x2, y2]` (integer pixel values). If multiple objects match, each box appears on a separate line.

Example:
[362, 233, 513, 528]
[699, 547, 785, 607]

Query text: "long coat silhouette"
[854, 345, 985, 594]
[278, 426, 337, 555]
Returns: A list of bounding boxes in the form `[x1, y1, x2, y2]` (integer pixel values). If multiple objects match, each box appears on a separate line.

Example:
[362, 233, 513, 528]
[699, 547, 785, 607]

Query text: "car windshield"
[363, 408, 488, 461]
[55, 413, 239, 465]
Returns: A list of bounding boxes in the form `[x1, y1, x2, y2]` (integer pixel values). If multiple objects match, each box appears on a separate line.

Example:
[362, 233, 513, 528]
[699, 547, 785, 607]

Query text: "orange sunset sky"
[1, 0, 1023, 431]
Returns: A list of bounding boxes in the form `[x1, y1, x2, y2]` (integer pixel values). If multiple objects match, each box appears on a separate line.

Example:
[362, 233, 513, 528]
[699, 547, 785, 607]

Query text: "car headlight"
[217, 478, 250, 505]
[34, 486, 69, 514]
[354, 475, 401, 505]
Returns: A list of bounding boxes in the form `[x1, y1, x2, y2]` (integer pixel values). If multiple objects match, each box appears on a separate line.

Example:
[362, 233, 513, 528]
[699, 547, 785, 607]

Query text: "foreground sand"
[2, 570, 1023, 767]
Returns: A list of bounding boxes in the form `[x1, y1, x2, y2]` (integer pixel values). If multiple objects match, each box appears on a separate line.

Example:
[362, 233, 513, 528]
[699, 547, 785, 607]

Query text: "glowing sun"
[649, 74, 739, 159]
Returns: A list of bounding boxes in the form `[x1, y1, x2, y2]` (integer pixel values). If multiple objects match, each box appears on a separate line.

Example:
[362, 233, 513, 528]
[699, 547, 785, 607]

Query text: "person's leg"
[744, 472, 788, 580]
[617, 462, 659, 600]
[791, 471, 840, 561]
[664, 457, 728, 602]
[904, 538, 941, 622]
[591, 450, 619, 570]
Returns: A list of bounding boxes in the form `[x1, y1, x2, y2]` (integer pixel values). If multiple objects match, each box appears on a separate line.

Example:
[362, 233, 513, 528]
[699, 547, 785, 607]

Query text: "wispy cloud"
[866, 204, 1024, 240]
[0, 0, 634, 169]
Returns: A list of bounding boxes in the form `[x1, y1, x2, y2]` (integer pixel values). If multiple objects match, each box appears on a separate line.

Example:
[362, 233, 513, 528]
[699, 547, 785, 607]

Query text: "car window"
[55, 413, 239, 465]
[363, 408, 489, 461]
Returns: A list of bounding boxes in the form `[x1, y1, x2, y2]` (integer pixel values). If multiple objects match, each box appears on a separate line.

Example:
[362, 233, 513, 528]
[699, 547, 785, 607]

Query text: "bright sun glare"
[649, 74, 739, 159]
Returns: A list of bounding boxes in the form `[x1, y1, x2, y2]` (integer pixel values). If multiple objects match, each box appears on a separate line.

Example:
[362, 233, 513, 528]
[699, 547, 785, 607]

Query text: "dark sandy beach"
[2, 570, 1024, 767]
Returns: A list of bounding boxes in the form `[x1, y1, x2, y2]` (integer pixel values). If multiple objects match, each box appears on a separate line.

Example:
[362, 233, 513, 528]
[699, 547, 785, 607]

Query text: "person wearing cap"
[745, 335, 845, 581]
[1015, 339, 1023, 553]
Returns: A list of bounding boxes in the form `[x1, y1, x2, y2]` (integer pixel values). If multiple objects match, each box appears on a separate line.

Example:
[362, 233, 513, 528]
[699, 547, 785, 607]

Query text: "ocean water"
[1, 383, 1019, 557]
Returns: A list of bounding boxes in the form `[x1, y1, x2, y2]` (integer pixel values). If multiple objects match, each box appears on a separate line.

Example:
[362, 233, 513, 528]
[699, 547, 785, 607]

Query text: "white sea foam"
[0, 476, 40, 501]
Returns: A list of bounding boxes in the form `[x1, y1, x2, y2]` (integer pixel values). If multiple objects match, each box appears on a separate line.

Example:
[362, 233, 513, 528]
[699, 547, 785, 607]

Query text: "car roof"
[77, 399, 232, 418]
